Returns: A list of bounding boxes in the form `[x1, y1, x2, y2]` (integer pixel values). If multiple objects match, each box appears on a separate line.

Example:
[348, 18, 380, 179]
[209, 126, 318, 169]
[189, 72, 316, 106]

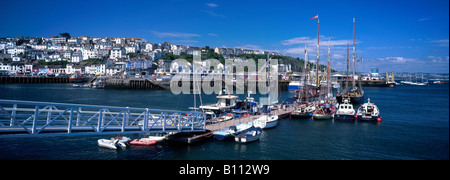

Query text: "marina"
[0, 83, 448, 159]
[0, 0, 448, 162]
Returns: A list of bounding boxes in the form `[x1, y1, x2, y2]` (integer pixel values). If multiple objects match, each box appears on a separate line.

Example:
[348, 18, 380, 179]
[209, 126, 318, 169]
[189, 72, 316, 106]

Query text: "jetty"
[206, 106, 295, 131]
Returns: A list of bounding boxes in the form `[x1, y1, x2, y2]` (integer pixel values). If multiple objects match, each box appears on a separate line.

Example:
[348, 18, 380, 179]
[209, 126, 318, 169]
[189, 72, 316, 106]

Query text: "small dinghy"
[98, 139, 118, 150]
[234, 127, 262, 144]
[130, 138, 157, 146]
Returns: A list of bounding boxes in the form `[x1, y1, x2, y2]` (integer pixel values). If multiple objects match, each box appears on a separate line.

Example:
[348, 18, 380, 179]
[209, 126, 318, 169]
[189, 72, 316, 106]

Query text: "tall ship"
[336, 18, 364, 104]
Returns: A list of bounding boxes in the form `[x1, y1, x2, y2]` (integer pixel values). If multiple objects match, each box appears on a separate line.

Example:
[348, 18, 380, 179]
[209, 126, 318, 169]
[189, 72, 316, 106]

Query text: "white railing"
[0, 99, 206, 138]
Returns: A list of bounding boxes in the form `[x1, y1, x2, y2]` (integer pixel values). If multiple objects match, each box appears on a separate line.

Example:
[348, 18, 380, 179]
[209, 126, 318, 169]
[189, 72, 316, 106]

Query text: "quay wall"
[105, 78, 290, 91]
[0, 76, 69, 84]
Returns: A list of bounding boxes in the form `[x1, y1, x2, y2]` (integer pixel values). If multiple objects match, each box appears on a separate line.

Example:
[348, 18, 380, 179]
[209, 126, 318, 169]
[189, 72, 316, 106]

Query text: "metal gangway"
[0, 99, 206, 138]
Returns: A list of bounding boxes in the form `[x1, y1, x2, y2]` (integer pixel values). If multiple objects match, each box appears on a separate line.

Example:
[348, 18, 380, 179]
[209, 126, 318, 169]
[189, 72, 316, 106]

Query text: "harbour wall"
[0, 76, 69, 84]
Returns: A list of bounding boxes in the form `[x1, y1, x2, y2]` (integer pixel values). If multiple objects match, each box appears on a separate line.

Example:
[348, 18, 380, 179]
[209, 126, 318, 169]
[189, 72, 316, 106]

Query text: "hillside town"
[0, 35, 285, 77]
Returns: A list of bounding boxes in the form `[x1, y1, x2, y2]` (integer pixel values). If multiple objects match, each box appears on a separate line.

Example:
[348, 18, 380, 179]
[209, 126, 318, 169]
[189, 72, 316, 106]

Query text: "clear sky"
[1, 0, 449, 73]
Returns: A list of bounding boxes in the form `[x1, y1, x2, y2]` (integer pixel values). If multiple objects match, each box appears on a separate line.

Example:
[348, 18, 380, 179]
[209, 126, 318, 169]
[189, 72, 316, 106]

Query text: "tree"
[59, 32, 71, 39]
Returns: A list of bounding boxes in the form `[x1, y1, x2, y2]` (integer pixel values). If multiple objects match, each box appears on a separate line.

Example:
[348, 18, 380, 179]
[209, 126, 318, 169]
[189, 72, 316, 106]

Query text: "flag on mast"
[311, 14, 319, 19]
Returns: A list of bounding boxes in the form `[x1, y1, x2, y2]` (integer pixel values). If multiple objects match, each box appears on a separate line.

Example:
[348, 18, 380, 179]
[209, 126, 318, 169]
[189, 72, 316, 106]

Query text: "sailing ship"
[336, 18, 364, 105]
[312, 37, 335, 120]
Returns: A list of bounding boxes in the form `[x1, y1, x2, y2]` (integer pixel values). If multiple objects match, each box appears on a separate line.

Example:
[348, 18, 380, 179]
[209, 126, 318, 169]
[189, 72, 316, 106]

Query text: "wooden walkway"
[205, 106, 295, 131]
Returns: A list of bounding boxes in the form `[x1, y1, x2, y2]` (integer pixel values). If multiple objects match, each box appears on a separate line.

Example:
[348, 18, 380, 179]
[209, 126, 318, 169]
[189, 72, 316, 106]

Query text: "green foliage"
[80, 58, 104, 64]
[37, 60, 69, 67]
[59, 32, 71, 39]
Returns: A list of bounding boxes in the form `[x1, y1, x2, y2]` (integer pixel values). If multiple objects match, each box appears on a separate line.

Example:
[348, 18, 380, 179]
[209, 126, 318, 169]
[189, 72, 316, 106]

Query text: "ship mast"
[326, 36, 331, 103]
[352, 18, 356, 90]
[316, 18, 320, 87]
[346, 43, 349, 95]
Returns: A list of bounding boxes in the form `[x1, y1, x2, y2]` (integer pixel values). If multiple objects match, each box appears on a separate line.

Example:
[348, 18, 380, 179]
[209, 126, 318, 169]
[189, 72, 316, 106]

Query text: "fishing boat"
[130, 138, 157, 146]
[356, 98, 381, 122]
[234, 127, 263, 144]
[253, 115, 278, 129]
[97, 139, 119, 150]
[335, 98, 356, 121]
[291, 102, 315, 119]
[167, 130, 213, 144]
[213, 122, 253, 140]
[69, 73, 85, 83]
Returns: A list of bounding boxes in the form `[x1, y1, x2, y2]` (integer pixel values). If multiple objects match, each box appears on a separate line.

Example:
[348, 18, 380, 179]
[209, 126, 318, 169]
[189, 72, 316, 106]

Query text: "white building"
[50, 37, 67, 44]
[72, 52, 83, 63]
[110, 47, 126, 60]
[125, 46, 137, 54]
[6, 46, 26, 55]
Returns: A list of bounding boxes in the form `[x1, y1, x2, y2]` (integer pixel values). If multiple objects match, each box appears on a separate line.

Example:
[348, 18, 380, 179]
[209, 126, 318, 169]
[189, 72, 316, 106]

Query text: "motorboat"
[253, 115, 278, 129]
[199, 91, 240, 115]
[235, 127, 263, 144]
[97, 139, 118, 150]
[213, 122, 253, 140]
[356, 98, 381, 122]
[335, 98, 356, 121]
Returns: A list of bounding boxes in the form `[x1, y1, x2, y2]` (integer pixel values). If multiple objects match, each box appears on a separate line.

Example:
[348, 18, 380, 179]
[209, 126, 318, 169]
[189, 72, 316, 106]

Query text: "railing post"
[97, 108, 103, 132]
[76, 107, 81, 126]
[144, 108, 149, 132]
[32, 105, 39, 134]
[10, 104, 17, 126]
[68, 108, 74, 134]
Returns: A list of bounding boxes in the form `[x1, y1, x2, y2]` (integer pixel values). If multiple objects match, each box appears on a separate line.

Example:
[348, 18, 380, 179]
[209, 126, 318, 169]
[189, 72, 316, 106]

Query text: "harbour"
[0, 83, 448, 160]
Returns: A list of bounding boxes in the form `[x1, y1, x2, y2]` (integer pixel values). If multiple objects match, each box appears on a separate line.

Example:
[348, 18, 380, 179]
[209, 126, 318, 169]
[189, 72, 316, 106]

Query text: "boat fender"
[377, 116, 382, 122]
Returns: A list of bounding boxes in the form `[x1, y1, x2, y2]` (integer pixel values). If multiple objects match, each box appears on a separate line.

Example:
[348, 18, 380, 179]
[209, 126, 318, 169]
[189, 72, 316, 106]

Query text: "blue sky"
[1, 0, 449, 73]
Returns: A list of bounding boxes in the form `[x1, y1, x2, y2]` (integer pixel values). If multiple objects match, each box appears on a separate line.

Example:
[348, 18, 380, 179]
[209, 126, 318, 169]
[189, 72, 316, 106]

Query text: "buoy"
[377, 117, 382, 122]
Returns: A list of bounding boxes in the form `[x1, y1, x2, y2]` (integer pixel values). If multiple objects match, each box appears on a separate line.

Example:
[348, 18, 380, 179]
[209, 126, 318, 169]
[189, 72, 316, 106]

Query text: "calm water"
[0, 83, 448, 160]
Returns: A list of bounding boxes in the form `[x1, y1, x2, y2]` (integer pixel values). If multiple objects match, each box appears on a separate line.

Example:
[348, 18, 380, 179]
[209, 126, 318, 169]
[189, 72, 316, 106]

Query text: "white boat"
[112, 136, 131, 148]
[97, 139, 118, 150]
[288, 81, 302, 91]
[142, 133, 168, 142]
[234, 128, 263, 144]
[199, 91, 239, 115]
[356, 98, 381, 122]
[253, 115, 278, 129]
[335, 98, 356, 121]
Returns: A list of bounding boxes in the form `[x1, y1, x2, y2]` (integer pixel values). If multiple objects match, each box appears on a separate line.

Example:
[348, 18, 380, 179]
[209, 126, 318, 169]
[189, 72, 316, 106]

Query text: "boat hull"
[290, 112, 313, 119]
[213, 132, 233, 141]
[312, 113, 333, 120]
[335, 114, 355, 121]
[264, 119, 278, 129]
[234, 128, 262, 144]
[356, 115, 380, 121]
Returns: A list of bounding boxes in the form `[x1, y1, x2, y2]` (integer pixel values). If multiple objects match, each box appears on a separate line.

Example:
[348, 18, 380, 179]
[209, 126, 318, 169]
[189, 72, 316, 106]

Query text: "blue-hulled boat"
[213, 122, 253, 140]
[234, 127, 263, 144]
